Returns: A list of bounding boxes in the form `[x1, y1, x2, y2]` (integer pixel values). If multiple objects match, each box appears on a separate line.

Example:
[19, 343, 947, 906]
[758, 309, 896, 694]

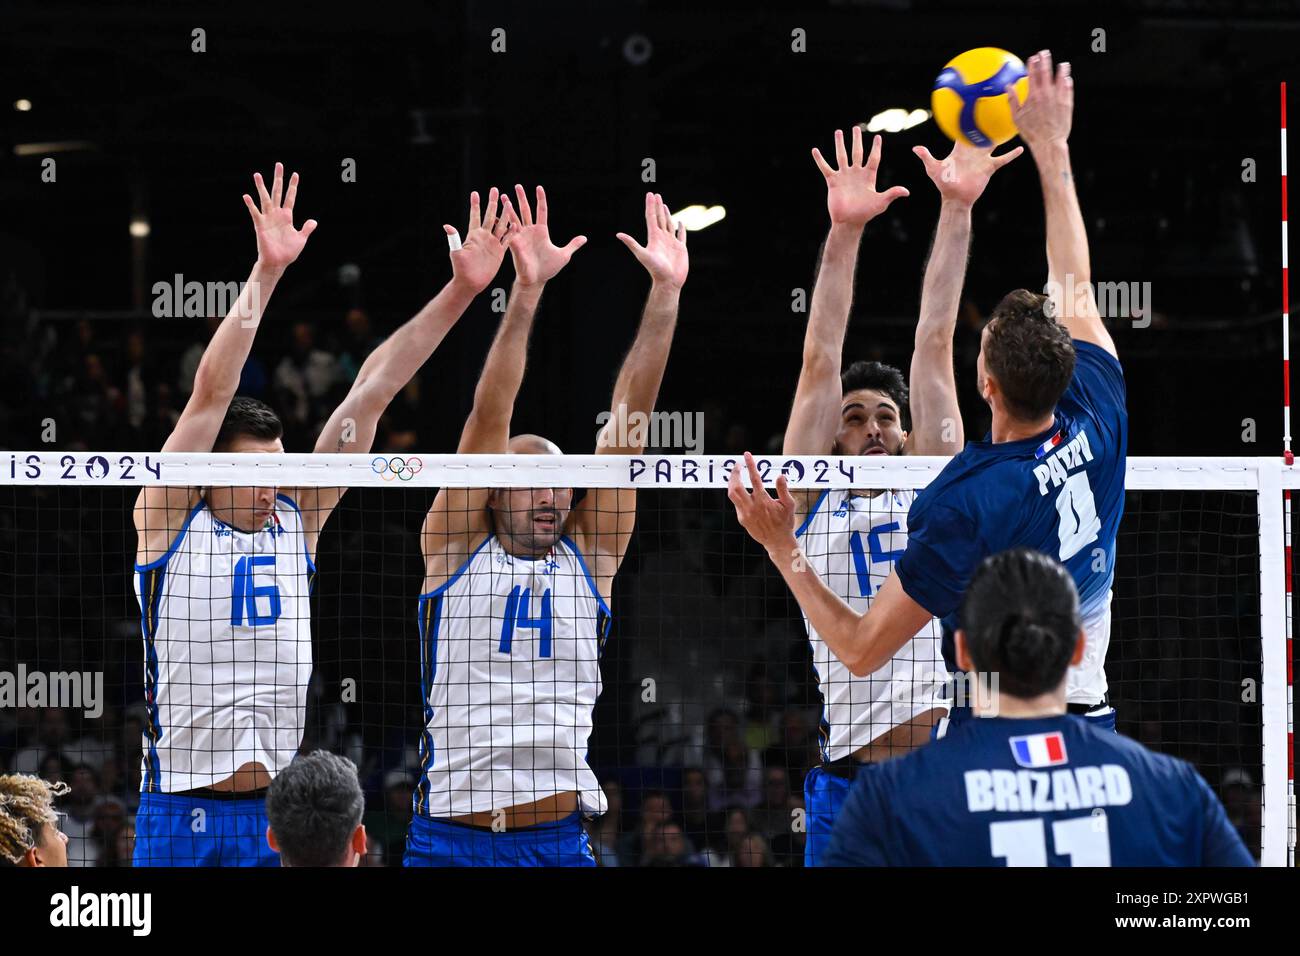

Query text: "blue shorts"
[804, 766, 855, 868]
[403, 811, 597, 867]
[133, 790, 279, 867]
[933, 705, 1118, 739]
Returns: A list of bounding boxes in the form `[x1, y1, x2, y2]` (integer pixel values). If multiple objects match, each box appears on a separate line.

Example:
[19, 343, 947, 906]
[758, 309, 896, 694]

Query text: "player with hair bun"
[821, 548, 1253, 867]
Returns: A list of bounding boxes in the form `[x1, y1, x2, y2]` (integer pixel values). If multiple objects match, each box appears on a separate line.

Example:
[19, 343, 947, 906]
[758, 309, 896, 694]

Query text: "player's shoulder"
[1072, 338, 1124, 372]
[1064, 717, 1205, 791]
[910, 446, 1033, 519]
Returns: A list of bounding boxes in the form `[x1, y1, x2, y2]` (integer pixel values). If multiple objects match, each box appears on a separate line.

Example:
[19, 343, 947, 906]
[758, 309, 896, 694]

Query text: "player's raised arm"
[421, 186, 585, 568]
[570, 192, 687, 582]
[302, 188, 515, 549]
[316, 190, 516, 457]
[134, 163, 316, 558]
[729, 453, 931, 676]
[785, 129, 908, 460]
[1009, 51, 1116, 357]
[906, 142, 1022, 455]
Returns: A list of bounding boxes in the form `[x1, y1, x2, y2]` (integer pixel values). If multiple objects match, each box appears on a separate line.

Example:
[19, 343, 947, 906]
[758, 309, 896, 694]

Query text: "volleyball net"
[0, 451, 1291, 866]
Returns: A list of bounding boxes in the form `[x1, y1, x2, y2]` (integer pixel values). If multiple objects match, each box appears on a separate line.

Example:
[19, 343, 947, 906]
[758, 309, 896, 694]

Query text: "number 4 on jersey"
[1054, 471, 1101, 561]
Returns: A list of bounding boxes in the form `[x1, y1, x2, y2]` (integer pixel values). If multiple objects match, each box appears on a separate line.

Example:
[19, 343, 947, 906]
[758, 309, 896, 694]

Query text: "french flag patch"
[1009, 731, 1068, 768]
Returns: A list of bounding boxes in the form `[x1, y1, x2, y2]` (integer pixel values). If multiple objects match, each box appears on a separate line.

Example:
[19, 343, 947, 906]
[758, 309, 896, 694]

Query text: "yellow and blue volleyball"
[931, 47, 1029, 147]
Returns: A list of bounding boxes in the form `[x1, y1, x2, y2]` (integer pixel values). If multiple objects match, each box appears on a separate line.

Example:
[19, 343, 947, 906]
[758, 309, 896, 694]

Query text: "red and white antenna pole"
[1285, 82, 1292, 465]
[1283, 81, 1295, 868]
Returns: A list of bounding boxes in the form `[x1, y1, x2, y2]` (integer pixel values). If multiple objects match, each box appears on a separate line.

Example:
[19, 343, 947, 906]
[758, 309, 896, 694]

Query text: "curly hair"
[0, 774, 69, 865]
[983, 290, 1076, 421]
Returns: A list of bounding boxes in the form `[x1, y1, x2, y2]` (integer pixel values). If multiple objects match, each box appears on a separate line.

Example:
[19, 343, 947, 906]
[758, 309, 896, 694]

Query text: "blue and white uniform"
[823, 714, 1253, 866]
[897, 341, 1128, 730]
[132, 494, 315, 867]
[405, 533, 610, 867]
[796, 488, 948, 866]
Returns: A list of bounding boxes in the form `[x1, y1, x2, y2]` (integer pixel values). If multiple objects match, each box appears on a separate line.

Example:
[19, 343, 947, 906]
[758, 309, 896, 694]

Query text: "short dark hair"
[841, 360, 911, 431]
[265, 751, 364, 867]
[983, 290, 1076, 421]
[959, 548, 1081, 700]
[214, 396, 283, 450]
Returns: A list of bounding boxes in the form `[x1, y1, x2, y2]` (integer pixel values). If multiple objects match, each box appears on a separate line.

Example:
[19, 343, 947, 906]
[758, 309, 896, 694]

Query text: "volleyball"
[931, 47, 1029, 147]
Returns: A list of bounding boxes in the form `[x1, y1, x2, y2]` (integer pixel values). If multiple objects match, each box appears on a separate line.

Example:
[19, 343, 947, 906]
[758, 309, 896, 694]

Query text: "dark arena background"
[0, 0, 1296, 918]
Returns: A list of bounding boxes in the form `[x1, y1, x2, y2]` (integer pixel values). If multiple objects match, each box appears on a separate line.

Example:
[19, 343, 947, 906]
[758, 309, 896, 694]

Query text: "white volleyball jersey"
[797, 488, 948, 762]
[134, 494, 314, 793]
[414, 534, 611, 819]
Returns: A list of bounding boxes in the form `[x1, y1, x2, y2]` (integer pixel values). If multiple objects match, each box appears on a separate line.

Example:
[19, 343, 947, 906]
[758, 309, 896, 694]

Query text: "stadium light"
[671, 204, 726, 231]
[865, 108, 929, 133]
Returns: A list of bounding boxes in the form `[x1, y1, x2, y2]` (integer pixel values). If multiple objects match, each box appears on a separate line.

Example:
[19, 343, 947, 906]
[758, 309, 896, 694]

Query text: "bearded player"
[132, 168, 514, 865]
[406, 188, 687, 866]
[783, 127, 1021, 865]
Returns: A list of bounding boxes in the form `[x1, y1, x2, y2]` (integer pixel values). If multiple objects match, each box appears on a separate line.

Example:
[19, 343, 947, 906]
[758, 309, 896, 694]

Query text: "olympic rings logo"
[371, 456, 424, 481]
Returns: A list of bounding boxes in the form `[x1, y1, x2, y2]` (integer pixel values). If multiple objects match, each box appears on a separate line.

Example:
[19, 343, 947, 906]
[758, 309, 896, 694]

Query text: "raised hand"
[242, 162, 318, 271]
[812, 127, 909, 229]
[616, 193, 689, 289]
[912, 141, 1023, 207]
[446, 188, 512, 294]
[1007, 50, 1073, 149]
[727, 452, 798, 555]
[505, 184, 587, 287]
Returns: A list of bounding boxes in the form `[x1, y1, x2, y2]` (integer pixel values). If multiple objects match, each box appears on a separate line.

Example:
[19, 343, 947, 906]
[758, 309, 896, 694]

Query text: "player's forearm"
[909, 201, 969, 454]
[470, 280, 543, 423]
[916, 201, 970, 347]
[190, 261, 282, 405]
[1033, 140, 1093, 291]
[803, 223, 862, 368]
[604, 281, 679, 440]
[784, 224, 862, 454]
[768, 538, 868, 672]
[354, 280, 476, 410]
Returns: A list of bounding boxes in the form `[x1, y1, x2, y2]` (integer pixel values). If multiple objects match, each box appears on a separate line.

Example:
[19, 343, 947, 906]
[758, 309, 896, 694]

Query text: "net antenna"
[1283, 81, 1296, 866]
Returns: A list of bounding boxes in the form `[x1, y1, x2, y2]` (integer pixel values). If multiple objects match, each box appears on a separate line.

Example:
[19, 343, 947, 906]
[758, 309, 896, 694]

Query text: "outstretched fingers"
[657, 194, 672, 234]
[253, 171, 272, 211]
[991, 145, 1025, 168]
[467, 191, 482, 233]
[270, 162, 284, 208]
[864, 133, 883, 182]
[811, 146, 835, 180]
[513, 184, 534, 227]
[743, 452, 770, 502]
[482, 187, 500, 233]
[493, 197, 515, 241]
[535, 185, 548, 225]
[833, 128, 848, 171]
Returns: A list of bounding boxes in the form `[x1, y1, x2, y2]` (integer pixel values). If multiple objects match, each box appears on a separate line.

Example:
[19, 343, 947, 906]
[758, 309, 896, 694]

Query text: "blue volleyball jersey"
[822, 715, 1254, 866]
[896, 340, 1128, 700]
